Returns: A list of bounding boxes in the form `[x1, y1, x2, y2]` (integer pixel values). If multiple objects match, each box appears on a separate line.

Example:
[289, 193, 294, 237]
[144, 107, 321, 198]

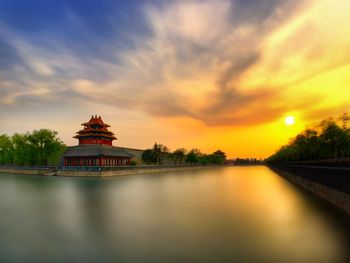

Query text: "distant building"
[113, 146, 145, 164]
[213, 150, 226, 159]
[63, 115, 134, 166]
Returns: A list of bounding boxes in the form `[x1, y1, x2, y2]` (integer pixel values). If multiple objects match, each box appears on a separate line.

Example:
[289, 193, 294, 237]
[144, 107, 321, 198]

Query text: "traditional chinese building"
[63, 115, 134, 166]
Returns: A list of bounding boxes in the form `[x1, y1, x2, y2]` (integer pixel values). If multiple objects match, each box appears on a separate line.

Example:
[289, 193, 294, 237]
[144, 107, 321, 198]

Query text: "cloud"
[1, 0, 349, 132]
[93, 0, 304, 126]
[72, 0, 303, 126]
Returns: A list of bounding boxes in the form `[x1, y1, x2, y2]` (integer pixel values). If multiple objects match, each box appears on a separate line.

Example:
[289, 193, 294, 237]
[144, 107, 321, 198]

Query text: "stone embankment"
[270, 165, 350, 214]
[0, 165, 223, 177]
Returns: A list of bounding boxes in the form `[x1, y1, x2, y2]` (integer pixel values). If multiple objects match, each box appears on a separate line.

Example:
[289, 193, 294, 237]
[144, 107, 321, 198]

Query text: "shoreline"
[269, 165, 350, 215]
[0, 165, 227, 177]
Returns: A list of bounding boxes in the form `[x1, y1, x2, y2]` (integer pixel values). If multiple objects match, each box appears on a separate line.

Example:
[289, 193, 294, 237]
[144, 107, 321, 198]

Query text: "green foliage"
[319, 121, 349, 159]
[141, 143, 170, 165]
[211, 150, 226, 164]
[141, 144, 227, 166]
[130, 160, 137, 166]
[197, 150, 227, 165]
[173, 148, 187, 165]
[154, 143, 169, 165]
[266, 115, 350, 163]
[0, 135, 14, 164]
[0, 129, 66, 166]
[141, 149, 156, 164]
[185, 149, 201, 165]
[199, 154, 210, 165]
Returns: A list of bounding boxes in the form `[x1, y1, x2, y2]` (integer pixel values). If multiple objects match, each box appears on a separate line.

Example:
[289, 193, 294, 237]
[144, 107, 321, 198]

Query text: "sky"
[0, 0, 349, 158]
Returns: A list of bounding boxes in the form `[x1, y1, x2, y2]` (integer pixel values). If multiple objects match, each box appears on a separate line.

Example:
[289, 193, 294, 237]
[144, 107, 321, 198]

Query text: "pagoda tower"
[74, 115, 117, 146]
[63, 115, 134, 166]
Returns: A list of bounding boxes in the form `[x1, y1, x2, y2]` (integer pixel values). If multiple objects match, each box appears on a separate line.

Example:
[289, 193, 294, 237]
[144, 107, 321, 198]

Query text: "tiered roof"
[64, 144, 133, 157]
[74, 115, 117, 141]
[82, 117, 111, 127]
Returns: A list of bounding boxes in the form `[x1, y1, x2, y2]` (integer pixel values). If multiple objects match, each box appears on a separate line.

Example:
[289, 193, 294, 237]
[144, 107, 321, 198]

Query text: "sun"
[285, 116, 295, 126]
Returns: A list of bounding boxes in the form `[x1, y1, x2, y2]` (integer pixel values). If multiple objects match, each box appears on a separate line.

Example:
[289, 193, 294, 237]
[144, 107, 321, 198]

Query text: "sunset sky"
[0, 0, 349, 158]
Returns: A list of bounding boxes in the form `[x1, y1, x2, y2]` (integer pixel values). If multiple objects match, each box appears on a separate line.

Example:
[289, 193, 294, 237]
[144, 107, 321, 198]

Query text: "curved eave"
[76, 129, 115, 135]
[73, 134, 117, 140]
[64, 145, 134, 157]
[81, 122, 110, 127]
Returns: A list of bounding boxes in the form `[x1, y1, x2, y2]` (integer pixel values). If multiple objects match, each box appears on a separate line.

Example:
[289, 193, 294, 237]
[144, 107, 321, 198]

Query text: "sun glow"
[285, 116, 295, 126]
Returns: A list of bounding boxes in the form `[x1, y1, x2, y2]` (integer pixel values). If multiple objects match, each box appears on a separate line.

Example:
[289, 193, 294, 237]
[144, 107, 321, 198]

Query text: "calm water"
[0, 166, 349, 263]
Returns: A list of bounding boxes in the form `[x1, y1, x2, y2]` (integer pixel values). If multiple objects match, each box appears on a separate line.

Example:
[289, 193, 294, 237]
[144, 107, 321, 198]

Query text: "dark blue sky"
[0, 0, 153, 62]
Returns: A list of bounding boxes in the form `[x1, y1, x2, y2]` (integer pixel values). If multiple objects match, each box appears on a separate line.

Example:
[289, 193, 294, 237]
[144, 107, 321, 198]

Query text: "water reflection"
[0, 166, 349, 262]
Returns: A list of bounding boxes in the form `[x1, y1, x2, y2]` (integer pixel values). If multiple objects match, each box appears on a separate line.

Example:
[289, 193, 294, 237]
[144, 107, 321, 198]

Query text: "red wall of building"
[79, 138, 112, 145]
[64, 157, 131, 166]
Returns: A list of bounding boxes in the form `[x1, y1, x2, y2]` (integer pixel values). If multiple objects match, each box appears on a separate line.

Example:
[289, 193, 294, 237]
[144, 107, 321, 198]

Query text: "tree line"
[234, 158, 262, 165]
[141, 143, 227, 165]
[0, 129, 66, 166]
[266, 114, 350, 163]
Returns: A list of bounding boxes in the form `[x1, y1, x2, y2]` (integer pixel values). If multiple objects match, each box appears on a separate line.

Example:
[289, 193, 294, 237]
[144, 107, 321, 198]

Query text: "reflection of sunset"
[1, 0, 350, 158]
[0, 166, 347, 262]
[219, 167, 343, 259]
[225, 167, 300, 221]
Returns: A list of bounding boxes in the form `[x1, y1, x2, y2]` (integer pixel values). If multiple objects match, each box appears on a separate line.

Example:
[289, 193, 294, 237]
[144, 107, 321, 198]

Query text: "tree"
[0, 129, 65, 166]
[142, 149, 156, 164]
[173, 148, 187, 165]
[199, 154, 210, 165]
[0, 135, 14, 164]
[12, 133, 31, 165]
[27, 129, 66, 165]
[319, 121, 349, 159]
[142, 143, 170, 165]
[211, 150, 227, 164]
[186, 149, 201, 165]
[292, 129, 319, 161]
[151, 143, 169, 165]
[266, 114, 350, 163]
[339, 112, 350, 130]
[157, 144, 169, 165]
[152, 142, 161, 164]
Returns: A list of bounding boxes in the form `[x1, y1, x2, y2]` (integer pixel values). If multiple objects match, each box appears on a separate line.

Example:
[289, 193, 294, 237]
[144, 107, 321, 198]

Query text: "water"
[0, 166, 349, 263]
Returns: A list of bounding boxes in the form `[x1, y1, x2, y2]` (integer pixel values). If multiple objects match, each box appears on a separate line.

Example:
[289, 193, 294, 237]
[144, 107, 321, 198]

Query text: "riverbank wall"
[269, 165, 350, 214]
[0, 165, 224, 177]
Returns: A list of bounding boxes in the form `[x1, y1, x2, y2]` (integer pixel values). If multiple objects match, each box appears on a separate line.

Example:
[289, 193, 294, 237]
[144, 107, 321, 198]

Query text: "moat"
[0, 166, 349, 262]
